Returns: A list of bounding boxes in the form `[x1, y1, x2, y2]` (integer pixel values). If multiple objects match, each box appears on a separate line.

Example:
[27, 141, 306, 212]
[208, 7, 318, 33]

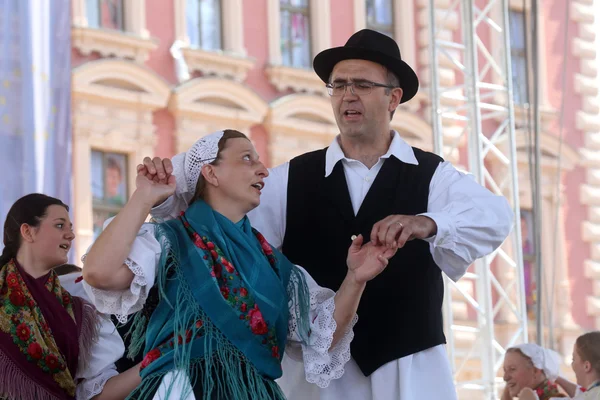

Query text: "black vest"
[282, 148, 446, 376]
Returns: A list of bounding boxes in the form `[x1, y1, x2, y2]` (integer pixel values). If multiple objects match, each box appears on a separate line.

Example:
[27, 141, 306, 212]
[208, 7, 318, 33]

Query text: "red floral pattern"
[248, 305, 268, 335]
[9, 290, 25, 307]
[0, 260, 77, 395]
[27, 342, 43, 360]
[179, 216, 283, 359]
[140, 348, 161, 369]
[535, 380, 565, 399]
[16, 323, 31, 341]
[139, 319, 206, 372]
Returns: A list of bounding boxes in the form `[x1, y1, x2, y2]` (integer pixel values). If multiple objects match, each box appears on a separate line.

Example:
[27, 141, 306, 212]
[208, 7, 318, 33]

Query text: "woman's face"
[503, 351, 540, 397]
[25, 205, 75, 267]
[572, 345, 588, 386]
[209, 138, 269, 213]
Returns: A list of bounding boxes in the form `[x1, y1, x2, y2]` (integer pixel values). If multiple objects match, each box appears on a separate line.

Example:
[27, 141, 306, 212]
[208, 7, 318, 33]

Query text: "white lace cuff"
[76, 367, 119, 400]
[302, 291, 357, 388]
[81, 223, 161, 323]
[83, 258, 149, 324]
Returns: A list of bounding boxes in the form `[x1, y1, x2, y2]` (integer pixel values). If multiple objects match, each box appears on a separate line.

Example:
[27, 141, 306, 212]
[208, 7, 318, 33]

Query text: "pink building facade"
[70, 0, 599, 391]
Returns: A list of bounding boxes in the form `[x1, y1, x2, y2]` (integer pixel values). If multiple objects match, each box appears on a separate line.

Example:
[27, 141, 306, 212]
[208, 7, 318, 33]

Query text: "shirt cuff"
[418, 212, 456, 251]
[149, 196, 175, 221]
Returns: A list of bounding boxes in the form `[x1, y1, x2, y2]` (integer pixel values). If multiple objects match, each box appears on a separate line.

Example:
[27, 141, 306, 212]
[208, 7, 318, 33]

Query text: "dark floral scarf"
[0, 260, 97, 399]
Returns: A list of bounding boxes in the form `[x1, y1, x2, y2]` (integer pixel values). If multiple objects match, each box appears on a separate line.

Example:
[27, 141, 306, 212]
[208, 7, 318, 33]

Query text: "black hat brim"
[313, 47, 419, 104]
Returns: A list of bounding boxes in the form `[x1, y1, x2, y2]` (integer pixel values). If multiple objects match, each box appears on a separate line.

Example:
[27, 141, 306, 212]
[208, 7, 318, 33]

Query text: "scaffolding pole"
[428, 0, 528, 398]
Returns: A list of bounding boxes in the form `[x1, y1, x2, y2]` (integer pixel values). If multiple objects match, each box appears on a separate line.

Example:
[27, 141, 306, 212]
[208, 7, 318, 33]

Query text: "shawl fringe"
[127, 226, 286, 400]
[0, 348, 61, 400]
[76, 298, 101, 373]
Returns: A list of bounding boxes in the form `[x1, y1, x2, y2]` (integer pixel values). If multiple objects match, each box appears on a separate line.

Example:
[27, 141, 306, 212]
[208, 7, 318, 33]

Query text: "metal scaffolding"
[427, 0, 528, 398]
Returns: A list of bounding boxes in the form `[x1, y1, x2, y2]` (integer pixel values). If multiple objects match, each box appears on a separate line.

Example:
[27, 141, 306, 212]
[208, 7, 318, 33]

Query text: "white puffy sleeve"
[286, 265, 356, 388]
[82, 222, 162, 323]
[58, 274, 125, 400]
[75, 313, 124, 399]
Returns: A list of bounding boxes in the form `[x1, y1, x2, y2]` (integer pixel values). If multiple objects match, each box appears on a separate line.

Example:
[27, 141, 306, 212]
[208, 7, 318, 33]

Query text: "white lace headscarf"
[510, 343, 562, 380]
[171, 130, 225, 198]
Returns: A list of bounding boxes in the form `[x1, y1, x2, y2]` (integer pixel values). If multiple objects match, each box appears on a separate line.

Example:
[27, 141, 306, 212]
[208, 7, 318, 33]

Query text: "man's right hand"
[137, 157, 175, 206]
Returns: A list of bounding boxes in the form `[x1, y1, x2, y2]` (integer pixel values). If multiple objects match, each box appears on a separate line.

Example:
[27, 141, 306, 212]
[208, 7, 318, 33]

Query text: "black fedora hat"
[313, 29, 419, 103]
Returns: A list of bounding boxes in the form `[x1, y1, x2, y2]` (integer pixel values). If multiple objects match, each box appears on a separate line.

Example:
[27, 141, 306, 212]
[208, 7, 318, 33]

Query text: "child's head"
[572, 331, 600, 386]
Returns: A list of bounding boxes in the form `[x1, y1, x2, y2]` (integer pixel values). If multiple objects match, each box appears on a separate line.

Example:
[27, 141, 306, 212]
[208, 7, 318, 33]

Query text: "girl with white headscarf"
[502, 343, 566, 400]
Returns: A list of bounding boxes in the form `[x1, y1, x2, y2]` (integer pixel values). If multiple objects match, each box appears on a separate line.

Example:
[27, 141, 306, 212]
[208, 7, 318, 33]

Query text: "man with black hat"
[145, 29, 513, 399]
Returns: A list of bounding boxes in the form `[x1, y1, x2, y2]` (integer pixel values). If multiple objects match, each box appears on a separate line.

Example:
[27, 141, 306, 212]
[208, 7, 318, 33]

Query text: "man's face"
[329, 59, 402, 140]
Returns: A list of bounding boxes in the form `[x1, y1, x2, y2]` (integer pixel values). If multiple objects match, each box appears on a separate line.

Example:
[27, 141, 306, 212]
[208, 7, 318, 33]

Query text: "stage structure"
[427, 0, 528, 398]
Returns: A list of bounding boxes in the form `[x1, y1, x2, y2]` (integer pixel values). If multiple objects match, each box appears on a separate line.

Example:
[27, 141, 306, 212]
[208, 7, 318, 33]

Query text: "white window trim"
[71, 0, 157, 63]
[168, 78, 269, 153]
[353, 0, 416, 68]
[173, 0, 254, 82]
[266, 94, 338, 166]
[266, 0, 330, 94]
[71, 60, 170, 262]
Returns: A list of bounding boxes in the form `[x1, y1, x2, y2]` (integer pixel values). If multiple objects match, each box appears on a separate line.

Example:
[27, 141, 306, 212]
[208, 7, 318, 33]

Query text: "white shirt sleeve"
[58, 275, 124, 400]
[419, 161, 514, 282]
[150, 192, 193, 222]
[75, 313, 124, 399]
[82, 223, 162, 323]
[248, 162, 290, 249]
[286, 265, 356, 388]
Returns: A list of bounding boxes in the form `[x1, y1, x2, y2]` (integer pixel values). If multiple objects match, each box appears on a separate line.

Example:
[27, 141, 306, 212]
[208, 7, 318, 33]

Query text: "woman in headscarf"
[82, 130, 396, 399]
[0, 193, 142, 399]
[502, 343, 566, 399]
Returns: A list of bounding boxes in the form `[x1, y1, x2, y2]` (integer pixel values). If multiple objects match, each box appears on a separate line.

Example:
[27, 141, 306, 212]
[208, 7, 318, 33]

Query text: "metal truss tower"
[427, 0, 527, 398]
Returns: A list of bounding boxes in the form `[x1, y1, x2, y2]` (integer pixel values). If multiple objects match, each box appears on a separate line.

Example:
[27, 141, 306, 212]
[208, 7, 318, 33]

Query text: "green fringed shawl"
[126, 200, 312, 399]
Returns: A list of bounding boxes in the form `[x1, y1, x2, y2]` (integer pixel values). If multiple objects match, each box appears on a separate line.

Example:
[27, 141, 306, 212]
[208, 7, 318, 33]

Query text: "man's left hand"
[370, 215, 437, 249]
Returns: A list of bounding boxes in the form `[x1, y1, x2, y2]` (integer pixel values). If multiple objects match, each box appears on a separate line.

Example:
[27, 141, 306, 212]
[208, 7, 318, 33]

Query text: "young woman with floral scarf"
[0, 194, 143, 399]
[82, 130, 396, 399]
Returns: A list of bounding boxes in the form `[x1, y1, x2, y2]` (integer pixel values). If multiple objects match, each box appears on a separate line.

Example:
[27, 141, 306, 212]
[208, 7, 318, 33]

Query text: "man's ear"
[201, 164, 219, 188]
[20, 224, 35, 243]
[388, 87, 403, 114]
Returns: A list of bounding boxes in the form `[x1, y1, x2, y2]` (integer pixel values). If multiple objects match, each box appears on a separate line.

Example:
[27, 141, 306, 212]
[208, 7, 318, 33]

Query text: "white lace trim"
[82, 255, 149, 324]
[76, 368, 119, 400]
[303, 294, 357, 388]
[286, 281, 356, 389]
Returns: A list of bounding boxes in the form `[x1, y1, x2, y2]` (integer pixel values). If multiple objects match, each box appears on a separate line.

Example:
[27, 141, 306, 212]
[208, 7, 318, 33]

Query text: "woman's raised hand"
[346, 234, 397, 284]
[135, 163, 176, 206]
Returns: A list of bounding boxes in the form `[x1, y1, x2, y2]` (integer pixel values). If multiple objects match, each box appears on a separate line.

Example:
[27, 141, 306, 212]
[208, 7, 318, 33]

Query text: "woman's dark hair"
[0, 193, 69, 266]
[190, 129, 249, 203]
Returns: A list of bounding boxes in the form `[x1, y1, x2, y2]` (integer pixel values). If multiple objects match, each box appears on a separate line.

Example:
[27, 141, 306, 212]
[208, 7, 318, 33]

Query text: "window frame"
[279, 0, 312, 69]
[85, 0, 126, 32]
[365, 0, 394, 37]
[188, 0, 224, 51]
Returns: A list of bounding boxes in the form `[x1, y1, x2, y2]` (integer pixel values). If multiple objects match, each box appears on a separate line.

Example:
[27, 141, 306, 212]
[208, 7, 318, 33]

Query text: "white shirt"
[58, 273, 123, 399]
[151, 131, 515, 399]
